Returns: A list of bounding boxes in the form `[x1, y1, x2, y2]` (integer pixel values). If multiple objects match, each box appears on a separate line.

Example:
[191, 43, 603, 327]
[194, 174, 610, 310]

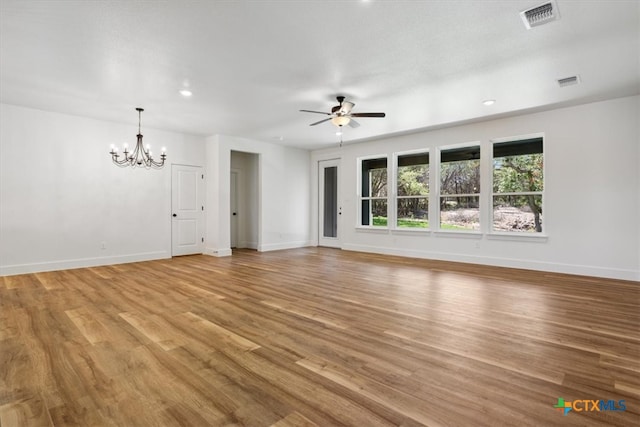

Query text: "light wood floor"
[1, 248, 639, 426]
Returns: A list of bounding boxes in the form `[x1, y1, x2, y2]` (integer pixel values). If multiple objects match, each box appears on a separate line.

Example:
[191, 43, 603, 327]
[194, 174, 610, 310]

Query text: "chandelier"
[109, 108, 166, 168]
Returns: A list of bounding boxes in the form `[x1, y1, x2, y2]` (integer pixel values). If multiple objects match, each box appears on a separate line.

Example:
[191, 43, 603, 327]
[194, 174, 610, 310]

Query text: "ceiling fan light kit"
[331, 116, 351, 127]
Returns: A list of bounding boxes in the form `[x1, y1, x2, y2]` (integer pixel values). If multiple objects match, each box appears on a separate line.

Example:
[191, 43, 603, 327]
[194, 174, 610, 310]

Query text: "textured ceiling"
[1, 0, 638, 149]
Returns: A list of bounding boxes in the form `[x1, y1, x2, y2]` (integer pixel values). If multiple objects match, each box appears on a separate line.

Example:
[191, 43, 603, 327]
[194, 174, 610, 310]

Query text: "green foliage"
[440, 160, 480, 195]
[493, 154, 543, 193]
[397, 165, 429, 196]
[397, 218, 429, 228]
[369, 168, 388, 197]
[373, 216, 466, 230]
[493, 153, 543, 232]
[372, 216, 388, 226]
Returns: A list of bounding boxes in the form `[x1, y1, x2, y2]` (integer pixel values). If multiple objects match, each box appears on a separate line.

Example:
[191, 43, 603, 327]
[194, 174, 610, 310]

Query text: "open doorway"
[230, 151, 259, 249]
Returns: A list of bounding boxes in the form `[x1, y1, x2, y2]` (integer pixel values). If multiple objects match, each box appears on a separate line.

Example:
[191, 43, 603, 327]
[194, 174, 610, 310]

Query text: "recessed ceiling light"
[179, 89, 192, 97]
[482, 99, 496, 106]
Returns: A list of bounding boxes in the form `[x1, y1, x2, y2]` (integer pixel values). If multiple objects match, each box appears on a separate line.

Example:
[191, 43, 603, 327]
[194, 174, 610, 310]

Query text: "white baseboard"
[204, 247, 232, 257]
[342, 243, 640, 282]
[258, 241, 312, 252]
[0, 251, 170, 277]
[239, 241, 258, 250]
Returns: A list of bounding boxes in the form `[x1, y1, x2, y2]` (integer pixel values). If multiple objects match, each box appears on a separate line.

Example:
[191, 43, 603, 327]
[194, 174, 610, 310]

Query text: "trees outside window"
[493, 138, 543, 233]
[439, 146, 480, 230]
[397, 152, 429, 228]
[360, 157, 388, 226]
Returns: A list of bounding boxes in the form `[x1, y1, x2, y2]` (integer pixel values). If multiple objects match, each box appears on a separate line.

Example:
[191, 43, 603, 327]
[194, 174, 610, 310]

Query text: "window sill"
[355, 226, 390, 234]
[391, 228, 431, 235]
[434, 230, 483, 239]
[487, 232, 548, 242]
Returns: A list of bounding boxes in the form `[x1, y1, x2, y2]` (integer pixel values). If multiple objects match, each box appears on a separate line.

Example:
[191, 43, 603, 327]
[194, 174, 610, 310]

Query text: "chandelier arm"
[131, 134, 145, 167]
[111, 149, 129, 166]
[149, 157, 165, 168]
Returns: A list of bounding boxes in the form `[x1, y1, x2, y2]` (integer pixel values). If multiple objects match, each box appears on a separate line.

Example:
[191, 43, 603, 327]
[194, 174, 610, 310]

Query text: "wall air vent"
[520, 1, 560, 29]
[557, 75, 580, 87]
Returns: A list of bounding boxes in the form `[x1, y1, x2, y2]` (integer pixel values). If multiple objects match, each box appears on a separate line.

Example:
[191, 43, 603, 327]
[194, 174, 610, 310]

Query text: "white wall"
[205, 134, 311, 256]
[0, 104, 206, 275]
[312, 96, 640, 281]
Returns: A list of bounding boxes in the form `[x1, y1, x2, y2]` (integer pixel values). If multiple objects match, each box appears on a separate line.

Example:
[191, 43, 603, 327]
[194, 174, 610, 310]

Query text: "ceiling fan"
[300, 96, 386, 128]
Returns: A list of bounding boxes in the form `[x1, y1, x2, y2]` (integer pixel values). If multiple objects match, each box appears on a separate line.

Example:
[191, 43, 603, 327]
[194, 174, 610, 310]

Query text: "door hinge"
[201, 174, 204, 179]
[201, 237, 204, 243]
[202, 206, 204, 211]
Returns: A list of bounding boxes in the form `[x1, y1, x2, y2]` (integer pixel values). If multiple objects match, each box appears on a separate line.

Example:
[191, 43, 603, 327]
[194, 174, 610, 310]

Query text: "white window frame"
[357, 154, 389, 228]
[436, 142, 482, 234]
[394, 149, 430, 231]
[490, 133, 546, 237]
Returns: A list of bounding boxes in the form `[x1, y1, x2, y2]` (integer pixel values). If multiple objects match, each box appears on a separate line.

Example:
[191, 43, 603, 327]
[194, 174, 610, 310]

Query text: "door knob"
[172, 213, 177, 217]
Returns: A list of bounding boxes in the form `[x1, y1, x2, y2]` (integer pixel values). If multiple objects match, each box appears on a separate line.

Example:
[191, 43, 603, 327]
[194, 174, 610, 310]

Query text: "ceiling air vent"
[557, 75, 580, 87]
[520, 1, 560, 29]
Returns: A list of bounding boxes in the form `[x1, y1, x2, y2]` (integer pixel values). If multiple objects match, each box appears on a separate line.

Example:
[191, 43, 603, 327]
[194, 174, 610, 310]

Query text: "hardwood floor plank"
[181, 312, 262, 351]
[261, 300, 349, 330]
[270, 411, 318, 427]
[65, 308, 111, 345]
[296, 356, 445, 427]
[615, 381, 640, 397]
[118, 311, 186, 351]
[33, 272, 63, 291]
[0, 394, 54, 427]
[167, 344, 292, 426]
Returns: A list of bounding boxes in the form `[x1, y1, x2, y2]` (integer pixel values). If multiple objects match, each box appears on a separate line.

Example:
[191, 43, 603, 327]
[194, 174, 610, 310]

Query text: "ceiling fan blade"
[309, 117, 332, 126]
[350, 112, 386, 118]
[348, 119, 360, 128]
[300, 109, 331, 115]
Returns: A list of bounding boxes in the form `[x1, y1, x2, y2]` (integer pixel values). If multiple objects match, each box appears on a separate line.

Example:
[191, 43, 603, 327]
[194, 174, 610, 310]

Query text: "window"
[492, 137, 543, 233]
[360, 157, 388, 226]
[397, 152, 429, 228]
[439, 145, 480, 230]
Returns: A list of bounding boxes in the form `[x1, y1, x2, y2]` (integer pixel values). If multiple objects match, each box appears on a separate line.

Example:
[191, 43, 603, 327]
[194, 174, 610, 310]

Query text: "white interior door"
[172, 165, 204, 256]
[230, 170, 239, 248]
[318, 159, 341, 248]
